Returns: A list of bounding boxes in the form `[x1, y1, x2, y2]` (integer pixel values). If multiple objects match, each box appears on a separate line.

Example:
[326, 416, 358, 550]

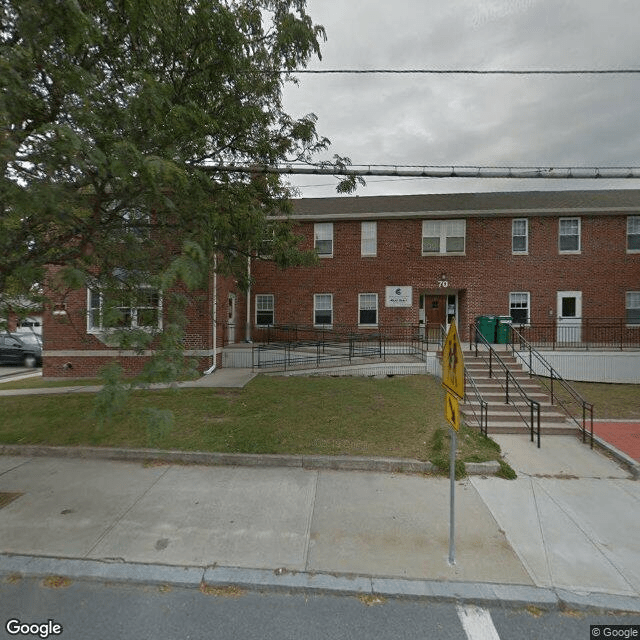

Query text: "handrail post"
[537, 402, 541, 448]
[489, 348, 493, 378]
[505, 370, 509, 404]
[530, 402, 534, 443]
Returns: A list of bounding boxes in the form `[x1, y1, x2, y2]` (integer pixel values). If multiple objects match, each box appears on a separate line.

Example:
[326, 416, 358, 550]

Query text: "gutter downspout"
[203, 254, 217, 375]
[245, 255, 252, 343]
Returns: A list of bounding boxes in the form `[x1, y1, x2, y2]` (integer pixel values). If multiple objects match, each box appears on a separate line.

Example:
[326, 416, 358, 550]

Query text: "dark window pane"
[359, 309, 377, 324]
[562, 298, 577, 317]
[559, 235, 579, 251]
[628, 234, 640, 251]
[256, 312, 274, 326]
[510, 308, 528, 324]
[315, 311, 332, 325]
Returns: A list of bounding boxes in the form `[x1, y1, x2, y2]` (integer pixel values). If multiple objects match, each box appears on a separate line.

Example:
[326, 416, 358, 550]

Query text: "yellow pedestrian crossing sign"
[442, 320, 464, 401]
[445, 392, 460, 432]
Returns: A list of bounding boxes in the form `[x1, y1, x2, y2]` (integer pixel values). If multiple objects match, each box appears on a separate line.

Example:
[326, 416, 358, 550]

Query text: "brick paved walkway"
[592, 421, 640, 462]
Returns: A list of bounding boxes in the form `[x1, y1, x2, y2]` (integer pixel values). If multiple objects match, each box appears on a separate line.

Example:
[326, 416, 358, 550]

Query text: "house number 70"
[438, 280, 449, 288]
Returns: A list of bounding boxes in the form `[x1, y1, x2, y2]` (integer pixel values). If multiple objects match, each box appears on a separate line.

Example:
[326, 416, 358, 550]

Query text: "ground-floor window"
[358, 293, 378, 326]
[87, 286, 162, 332]
[314, 294, 333, 326]
[255, 294, 274, 326]
[626, 292, 640, 325]
[509, 292, 530, 325]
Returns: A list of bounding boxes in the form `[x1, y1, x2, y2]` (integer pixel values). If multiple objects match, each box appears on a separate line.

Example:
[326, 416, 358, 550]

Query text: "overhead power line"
[202, 164, 640, 179]
[285, 68, 640, 75]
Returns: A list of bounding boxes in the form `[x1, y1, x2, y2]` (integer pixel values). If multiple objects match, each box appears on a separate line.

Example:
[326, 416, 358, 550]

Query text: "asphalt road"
[1, 577, 639, 640]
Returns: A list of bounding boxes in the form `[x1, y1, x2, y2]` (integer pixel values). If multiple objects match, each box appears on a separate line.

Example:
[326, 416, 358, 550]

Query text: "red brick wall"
[250, 215, 639, 340]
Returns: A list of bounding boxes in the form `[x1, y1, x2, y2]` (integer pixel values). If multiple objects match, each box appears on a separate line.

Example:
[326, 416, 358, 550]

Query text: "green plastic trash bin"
[496, 316, 513, 344]
[475, 315, 497, 343]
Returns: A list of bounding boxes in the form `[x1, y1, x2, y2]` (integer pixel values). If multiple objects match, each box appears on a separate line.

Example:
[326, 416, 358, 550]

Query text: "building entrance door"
[557, 291, 582, 344]
[227, 293, 236, 344]
[425, 295, 447, 327]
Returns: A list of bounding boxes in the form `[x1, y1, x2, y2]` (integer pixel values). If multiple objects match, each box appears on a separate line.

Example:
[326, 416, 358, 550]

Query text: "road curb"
[0, 444, 501, 476]
[2, 554, 639, 613]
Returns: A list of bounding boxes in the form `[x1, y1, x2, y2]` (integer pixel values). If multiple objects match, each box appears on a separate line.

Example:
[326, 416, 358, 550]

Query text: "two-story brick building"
[42, 188, 640, 377]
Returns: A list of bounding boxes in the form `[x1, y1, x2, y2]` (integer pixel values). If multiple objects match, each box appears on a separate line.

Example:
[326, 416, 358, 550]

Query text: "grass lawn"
[0, 376, 103, 390]
[0, 374, 501, 467]
[536, 379, 640, 420]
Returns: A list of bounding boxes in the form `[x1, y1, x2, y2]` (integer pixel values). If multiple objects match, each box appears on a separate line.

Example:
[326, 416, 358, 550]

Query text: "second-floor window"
[628, 217, 640, 252]
[314, 222, 333, 257]
[512, 219, 528, 253]
[559, 218, 581, 253]
[422, 220, 466, 255]
[361, 221, 377, 256]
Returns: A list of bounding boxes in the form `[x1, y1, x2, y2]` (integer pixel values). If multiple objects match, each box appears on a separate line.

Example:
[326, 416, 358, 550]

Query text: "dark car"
[0, 333, 42, 368]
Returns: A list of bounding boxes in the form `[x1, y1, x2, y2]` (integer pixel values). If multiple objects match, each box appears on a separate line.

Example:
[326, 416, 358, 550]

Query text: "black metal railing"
[470, 322, 541, 447]
[509, 325, 595, 447]
[464, 367, 489, 437]
[250, 323, 441, 371]
[515, 318, 640, 350]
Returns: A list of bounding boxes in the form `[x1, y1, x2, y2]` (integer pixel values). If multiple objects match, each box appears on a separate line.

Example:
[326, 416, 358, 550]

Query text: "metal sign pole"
[448, 428, 456, 565]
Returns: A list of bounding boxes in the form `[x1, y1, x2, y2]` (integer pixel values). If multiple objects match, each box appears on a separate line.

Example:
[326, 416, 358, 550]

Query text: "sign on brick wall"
[385, 286, 412, 307]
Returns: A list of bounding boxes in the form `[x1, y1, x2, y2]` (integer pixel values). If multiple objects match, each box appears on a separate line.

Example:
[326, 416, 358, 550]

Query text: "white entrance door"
[557, 291, 582, 344]
[228, 293, 236, 344]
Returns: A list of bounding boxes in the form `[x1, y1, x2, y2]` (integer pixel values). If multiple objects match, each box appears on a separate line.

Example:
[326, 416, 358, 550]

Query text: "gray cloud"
[282, 0, 640, 196]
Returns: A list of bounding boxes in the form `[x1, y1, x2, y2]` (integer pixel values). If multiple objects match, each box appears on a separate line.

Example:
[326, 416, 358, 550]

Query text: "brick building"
[42, 188, 640, 377]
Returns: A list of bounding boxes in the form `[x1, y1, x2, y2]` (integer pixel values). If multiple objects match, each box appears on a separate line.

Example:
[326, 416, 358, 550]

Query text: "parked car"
[0, 333, 42, 367]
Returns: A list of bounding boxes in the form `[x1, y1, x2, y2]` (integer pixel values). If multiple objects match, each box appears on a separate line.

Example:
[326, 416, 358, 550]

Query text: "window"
[422, 220, 465, 255]
[88, 286, 161, 332]
[559, 217, 581, 252]
[509, 292, 530, 325]
[512, 219, 528, 253]
[358, 293, 378, 325]
[628, 217, 640, 252]
[314, 294, 333, 326]
[255, 294, 274, 326]
[361, 221, 377, 256]
[314, 222, 333, 257]
[626, 292, 640, 325]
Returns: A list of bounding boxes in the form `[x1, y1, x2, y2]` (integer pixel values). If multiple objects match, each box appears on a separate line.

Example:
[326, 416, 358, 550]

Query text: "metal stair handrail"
[509, 325, 594, 447]
[464, 368, 488, 437]
[469, 322, 541, 448]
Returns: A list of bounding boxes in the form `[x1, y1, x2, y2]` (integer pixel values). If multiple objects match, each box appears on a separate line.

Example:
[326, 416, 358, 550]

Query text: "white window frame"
[87, 286, 162, 334]
[559, 217, 581, 253]
[361, 221, 377, 256]
[509, 292, 530, 325]
[255, 294, 274, 327]
[422, 219, 466, 255]
[358, 293, 378, 327]
[626, 291, 640, 326]
[627, 216, 640, 253]
[314, 222, 333, 257]
[314, 294, 333, 327]
[512, 218, 528, 254]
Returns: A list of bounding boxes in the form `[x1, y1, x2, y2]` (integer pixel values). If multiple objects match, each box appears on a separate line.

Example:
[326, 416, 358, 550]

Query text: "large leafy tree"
[1, 0, 355, 326]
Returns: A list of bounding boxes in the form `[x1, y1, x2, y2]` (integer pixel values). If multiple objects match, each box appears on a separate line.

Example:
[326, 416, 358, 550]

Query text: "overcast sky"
[281, 0, 640, 197]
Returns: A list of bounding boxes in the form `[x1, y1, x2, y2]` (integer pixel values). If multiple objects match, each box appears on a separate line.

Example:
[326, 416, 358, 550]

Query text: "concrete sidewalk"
[1, 435, 639, 612]
[0, 368, 257, 396]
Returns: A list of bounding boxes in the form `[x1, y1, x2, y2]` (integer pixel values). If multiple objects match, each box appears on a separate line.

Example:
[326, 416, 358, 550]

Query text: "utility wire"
[285, 68, 640, 75]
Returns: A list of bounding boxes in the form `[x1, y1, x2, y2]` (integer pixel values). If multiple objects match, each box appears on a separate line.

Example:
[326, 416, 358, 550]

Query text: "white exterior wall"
[520, 351, 640, 383]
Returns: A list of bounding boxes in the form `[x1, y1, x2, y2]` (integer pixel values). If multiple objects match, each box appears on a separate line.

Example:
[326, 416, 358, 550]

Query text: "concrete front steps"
[461, 348, 579, 436]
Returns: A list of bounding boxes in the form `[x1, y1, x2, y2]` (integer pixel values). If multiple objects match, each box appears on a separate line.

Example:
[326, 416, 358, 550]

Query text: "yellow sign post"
[441, 319, 464, 401]
[440, 319, 465, 566]
[444, 391, 460, 432]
